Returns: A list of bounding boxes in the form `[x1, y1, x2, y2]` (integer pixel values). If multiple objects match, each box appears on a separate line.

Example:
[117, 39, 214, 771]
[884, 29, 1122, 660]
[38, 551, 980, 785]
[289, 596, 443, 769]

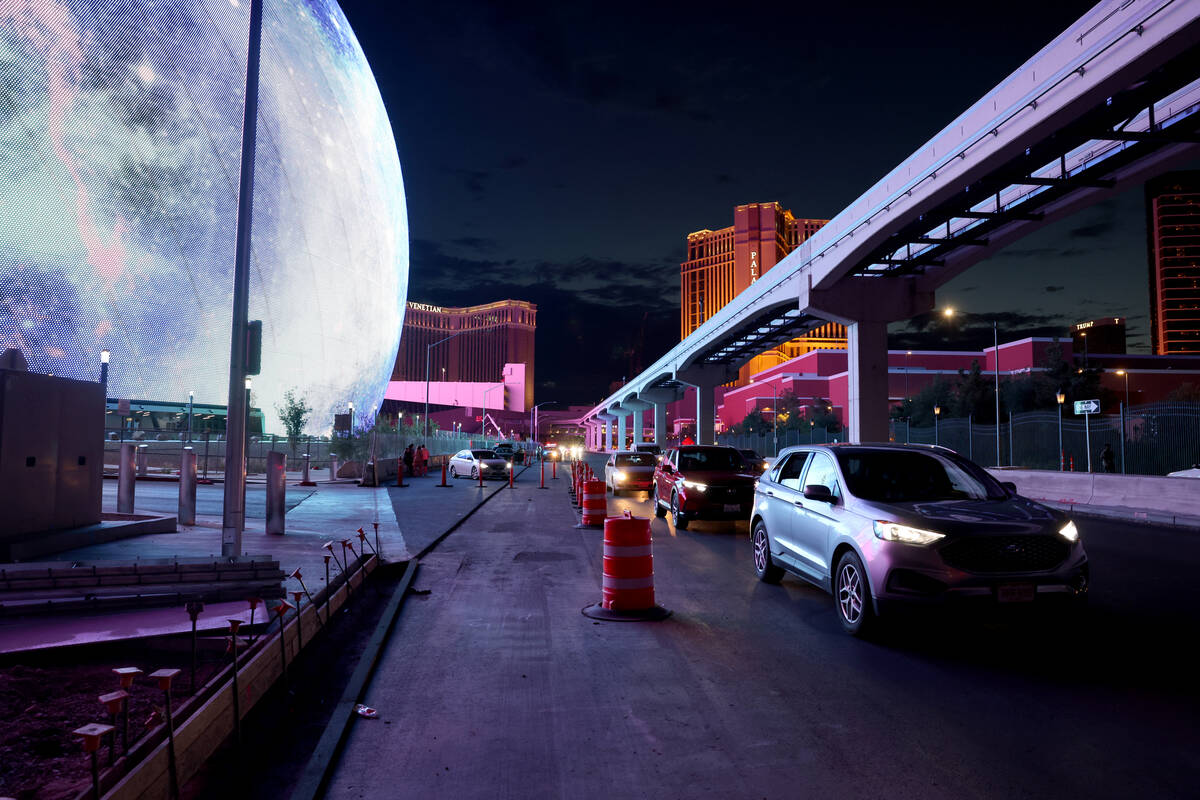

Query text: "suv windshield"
[835, 450, 1007, 502]
[678, 448, 744, 472]
[616, 454, 656, 467]
[471, 450, 496, 459]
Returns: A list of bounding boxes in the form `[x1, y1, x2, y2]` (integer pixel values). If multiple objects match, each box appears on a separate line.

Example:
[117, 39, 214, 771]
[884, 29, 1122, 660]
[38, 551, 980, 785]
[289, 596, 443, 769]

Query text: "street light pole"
[187, 391, 193, 443]
[425, 330, 467, 442]
[1056, 391, 1065, 471]
[993, 320, 1001, 468]
[1117, 370, 1130, 474]
[99, 349, 110, 388]
[220, 0, 264, 558]
[934, 405, 941, 446]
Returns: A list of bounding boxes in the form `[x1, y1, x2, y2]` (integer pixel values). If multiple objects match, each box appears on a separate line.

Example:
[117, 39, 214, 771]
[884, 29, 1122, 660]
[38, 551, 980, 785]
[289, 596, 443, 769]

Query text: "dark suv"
[652, 445, 759, 530]
[492, 442, 524, 464]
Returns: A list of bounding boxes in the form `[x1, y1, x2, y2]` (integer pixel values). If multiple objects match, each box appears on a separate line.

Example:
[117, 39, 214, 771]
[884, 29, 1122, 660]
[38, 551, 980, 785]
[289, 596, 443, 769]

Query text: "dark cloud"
[1044, 285, 1065, 292]
[715, 174, 732, 184]
[1068, 222, 1109, 239]
[449, 237, 496, 251]
[890, 309, 1071, 352]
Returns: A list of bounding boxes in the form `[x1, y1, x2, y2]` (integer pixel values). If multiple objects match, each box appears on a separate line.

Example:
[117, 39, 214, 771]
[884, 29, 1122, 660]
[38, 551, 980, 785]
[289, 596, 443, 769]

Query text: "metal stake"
[228, 620, 243, 752]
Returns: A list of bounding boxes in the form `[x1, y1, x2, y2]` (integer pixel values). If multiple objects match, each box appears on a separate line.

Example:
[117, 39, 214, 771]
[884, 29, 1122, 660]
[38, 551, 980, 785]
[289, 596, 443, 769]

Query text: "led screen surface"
[0, 0, 408, 433]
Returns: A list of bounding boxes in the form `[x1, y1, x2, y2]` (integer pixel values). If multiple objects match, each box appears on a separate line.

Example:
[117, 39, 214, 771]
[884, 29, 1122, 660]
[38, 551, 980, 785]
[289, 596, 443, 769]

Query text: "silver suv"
[751, 444, 1088, 635]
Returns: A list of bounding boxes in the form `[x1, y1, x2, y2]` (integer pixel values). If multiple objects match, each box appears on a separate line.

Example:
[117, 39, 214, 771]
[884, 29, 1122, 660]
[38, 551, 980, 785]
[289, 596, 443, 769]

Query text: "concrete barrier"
[988, 468, 1200, 526]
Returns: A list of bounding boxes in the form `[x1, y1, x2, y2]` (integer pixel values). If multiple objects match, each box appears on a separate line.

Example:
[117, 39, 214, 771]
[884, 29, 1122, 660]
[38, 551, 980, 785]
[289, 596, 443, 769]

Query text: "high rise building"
[393, 300, 536, 403]
[681, 202, 844, 383]
[1071, 317, 1126, 358]
[1146, 172, 1200, 355]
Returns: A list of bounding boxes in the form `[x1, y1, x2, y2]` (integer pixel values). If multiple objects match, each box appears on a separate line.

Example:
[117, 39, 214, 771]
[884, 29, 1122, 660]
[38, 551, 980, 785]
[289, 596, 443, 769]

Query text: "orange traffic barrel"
[582, 511, 670, 621]
[581, 479, 607, 526]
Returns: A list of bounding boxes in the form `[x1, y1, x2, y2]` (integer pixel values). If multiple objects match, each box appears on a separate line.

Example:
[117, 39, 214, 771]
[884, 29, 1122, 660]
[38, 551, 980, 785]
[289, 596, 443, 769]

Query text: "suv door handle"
[765, 490, 774, 497]
[793, 500, 805, 507]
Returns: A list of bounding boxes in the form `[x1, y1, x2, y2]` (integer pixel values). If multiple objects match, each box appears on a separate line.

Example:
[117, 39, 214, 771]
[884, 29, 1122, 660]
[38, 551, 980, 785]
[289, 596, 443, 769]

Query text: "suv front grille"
[939, 535, 1068, 574]
[706, 485, 752, 501]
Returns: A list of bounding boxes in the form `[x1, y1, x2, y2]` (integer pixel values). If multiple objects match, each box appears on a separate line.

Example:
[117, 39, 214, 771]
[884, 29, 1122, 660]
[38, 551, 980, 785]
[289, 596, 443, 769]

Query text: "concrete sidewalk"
[0, 465, 525, 654]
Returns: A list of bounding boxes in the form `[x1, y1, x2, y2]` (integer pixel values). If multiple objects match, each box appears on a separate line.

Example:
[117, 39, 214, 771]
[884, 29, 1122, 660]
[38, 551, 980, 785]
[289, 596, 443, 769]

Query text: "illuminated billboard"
[0, 0, 408, 433]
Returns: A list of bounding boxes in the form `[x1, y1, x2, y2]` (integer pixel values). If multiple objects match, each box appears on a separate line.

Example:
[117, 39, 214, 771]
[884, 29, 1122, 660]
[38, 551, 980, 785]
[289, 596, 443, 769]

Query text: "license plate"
[996, 583, 1035, 603]
[723, 503, 741, 513]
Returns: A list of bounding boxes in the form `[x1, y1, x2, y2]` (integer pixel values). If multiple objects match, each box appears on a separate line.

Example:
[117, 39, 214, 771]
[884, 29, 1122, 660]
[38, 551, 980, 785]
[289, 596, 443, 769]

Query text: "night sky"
[339, 0, 1179, 405]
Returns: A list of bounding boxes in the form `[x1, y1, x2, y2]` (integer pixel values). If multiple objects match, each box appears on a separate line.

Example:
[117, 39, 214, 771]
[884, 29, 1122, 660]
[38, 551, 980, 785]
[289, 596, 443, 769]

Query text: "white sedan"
[448, 449, 510, 480]
[604, 451, 658, 496]
[1167, 465, 1200, 478]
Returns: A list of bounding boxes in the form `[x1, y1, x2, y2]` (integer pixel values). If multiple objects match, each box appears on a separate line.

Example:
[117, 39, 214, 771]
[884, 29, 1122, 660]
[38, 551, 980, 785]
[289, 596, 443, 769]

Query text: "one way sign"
[1074, 399, 1100, 414]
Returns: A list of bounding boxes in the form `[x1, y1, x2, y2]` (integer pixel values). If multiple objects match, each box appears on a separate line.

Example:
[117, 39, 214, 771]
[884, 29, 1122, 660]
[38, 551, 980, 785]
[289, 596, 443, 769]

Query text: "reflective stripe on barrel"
[602, 511, 655, 611]
[581, 479, 606, 526]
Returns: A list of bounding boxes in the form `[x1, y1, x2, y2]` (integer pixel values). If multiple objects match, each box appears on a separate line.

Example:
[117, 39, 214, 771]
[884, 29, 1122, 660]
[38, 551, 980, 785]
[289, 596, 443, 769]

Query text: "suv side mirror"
[803, 484, 834, 503]
[1000, 481, 1017, 495]
[661, 463, 673, 474]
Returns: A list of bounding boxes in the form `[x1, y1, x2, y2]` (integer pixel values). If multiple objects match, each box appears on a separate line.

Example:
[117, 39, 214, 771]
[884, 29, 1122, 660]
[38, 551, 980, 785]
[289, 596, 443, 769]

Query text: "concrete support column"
[846, 319, 890, 444]
[653, 403, 666, 445]
[617, 414, 627, 451]
[602, 418, 612, 451]
[696, 385, 716, 445]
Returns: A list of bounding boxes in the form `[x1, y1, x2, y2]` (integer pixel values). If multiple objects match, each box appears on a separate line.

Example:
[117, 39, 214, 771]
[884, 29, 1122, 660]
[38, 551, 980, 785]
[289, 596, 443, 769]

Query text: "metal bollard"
[179, 447, 196, 525]
[266, 451, 286, 535]
[117, 442, 136, 513]
[300, 453, 315, 486]
[329, 454, 339, 481]
[136, 444, 148, 477]
[186, 600, 204, 693]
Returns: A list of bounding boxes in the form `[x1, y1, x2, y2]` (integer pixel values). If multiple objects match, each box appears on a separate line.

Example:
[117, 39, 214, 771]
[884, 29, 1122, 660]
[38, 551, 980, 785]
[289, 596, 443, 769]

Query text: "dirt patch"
[0, 640, 230, 800]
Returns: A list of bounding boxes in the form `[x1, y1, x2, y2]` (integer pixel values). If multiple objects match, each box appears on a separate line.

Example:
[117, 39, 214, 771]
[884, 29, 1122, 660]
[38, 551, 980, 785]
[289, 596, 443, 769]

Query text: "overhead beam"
[908, 236, 989, 246]
[1100, 130, 1200, 144]
[958, 210, 1044, 221]
[1014, 176, 1115, 188]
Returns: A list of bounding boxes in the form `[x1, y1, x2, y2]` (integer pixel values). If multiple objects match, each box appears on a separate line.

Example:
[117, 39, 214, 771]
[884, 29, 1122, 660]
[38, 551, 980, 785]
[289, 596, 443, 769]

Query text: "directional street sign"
[1074, 399, 1100, 414]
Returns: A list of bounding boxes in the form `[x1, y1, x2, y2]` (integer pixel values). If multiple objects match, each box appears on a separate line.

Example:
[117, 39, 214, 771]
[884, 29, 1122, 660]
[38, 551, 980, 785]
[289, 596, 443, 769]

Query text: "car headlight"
[682, 480, 707, 492]
[479, 463, 488, 471]
[613, 469, 626, 481]
[762, 461, 769, 471]
[1058, 520, 1079, 542]
[507, 462, 513, 470]
[873, 521, 945, 546]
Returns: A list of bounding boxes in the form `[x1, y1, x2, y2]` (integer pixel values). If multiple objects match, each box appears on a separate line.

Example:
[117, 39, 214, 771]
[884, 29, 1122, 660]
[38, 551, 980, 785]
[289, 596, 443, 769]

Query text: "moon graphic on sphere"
[0, 0, 408, 433]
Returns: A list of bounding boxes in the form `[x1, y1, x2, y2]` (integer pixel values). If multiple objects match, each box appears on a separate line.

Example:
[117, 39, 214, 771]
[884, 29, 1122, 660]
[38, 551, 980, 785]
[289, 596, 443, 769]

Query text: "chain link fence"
[718, 402, 1200, 476]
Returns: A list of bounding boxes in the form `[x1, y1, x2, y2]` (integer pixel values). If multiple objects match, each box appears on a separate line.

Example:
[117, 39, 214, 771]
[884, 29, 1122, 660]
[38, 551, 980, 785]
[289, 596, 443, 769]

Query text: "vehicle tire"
[670, 492, 689, 530]
[449, 465, 458, 479]
[652, 485, 667, 518]
[752, 521, 784, 584]
[471, 466, 478, 480]
[834, 550, 876, 637]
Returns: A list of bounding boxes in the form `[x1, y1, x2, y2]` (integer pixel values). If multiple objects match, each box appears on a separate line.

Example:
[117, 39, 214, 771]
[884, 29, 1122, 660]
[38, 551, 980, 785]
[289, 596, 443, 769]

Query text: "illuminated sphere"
[0, 0, 407, 432]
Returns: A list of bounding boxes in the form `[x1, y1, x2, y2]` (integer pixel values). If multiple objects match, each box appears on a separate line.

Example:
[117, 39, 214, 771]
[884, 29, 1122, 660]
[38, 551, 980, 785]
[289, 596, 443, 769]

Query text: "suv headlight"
[873, 521, 945, 546]
[1058, 520, 1079, 542]
[682, 480, 707, 492]
[613, 469, 626, 481]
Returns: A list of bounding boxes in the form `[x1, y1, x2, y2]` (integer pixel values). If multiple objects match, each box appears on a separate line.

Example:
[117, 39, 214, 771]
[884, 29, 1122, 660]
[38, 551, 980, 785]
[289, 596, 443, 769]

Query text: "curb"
[288, 559, 419, 800]
[1040, 500, 1200, 530]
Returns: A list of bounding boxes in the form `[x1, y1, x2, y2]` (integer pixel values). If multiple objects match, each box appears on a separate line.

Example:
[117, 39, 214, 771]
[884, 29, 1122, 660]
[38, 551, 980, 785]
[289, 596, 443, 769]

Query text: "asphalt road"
[328, 458, 1200, 799]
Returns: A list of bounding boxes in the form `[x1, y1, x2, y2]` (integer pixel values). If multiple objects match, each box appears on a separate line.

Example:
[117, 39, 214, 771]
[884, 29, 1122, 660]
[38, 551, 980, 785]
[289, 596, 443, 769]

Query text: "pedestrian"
[1100, 443, 1115, 473]
[415, 444, 428, 476]
[403, 443, 415, 476]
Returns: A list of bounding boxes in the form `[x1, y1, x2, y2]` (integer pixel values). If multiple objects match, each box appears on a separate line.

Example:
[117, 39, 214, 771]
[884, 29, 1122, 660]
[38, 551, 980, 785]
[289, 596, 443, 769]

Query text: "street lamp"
[933, 404, 941, 446]
[1056, 390, 1066, 470]
[348, 401, 354, 434]
[99, 349, 110, 387]
[1116, 370, 1130, 473]
[425, 330, 467, 442]
[187, 391, 194, 443]
[482, 384, 502, 436]
[943, 307, 1000, 466]
[531, 401, 555, 448]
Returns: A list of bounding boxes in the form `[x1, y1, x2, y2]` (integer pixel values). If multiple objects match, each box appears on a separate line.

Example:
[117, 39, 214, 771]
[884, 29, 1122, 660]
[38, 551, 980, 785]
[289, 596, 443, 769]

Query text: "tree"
[1166, 382, 1200, 402]
[275, 389, 313, 454]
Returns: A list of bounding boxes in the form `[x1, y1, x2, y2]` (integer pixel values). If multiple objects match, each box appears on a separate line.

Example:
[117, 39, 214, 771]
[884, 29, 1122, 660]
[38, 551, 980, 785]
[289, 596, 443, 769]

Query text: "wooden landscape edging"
[81, 554, 379, 800]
